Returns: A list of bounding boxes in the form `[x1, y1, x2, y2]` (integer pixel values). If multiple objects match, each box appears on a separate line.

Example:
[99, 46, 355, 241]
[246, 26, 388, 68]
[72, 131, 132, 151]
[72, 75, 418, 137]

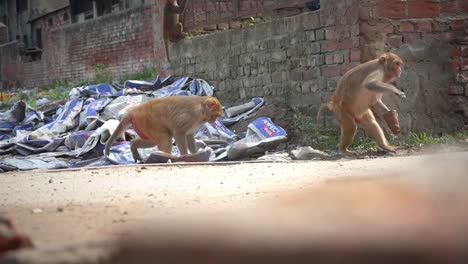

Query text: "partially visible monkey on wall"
[163, 0, 189, 62]
[104, 96, 223, 162]
[317, 52, 406, 156]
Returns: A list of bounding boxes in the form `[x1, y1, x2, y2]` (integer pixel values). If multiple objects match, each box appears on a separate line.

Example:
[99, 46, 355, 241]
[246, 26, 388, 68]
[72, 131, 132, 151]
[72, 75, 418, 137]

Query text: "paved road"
[1, 151, 467, 249]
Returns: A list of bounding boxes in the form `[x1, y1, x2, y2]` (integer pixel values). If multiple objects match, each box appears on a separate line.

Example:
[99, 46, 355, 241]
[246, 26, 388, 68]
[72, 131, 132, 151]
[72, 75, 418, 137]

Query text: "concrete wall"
[167, 0, 468, 133]
[170, 0, 360, 109]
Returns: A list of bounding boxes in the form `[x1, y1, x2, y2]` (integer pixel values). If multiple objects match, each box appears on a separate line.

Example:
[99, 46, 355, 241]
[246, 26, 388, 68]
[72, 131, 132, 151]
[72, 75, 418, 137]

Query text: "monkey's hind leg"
[337, 111, 358, 156]
[360, 110, 397, 153]
[130, 138, 157, 162]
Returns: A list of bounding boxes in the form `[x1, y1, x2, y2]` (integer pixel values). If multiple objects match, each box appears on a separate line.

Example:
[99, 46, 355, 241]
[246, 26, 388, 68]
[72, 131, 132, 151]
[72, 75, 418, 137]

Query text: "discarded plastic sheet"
[0, 75, 288, 171]
[222, 97, 265, 126]
[144, 148, 213, 164]
[227, 117, 287, 160]
[0, 156, 68, 171]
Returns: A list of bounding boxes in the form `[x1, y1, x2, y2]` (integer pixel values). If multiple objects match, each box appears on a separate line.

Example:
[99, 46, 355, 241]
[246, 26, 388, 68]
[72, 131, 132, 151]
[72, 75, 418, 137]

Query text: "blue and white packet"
[227, 117, 287, 160]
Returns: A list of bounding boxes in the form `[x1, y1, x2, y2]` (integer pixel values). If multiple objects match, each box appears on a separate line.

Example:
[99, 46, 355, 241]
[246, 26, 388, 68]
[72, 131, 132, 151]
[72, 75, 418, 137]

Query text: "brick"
[349, 49, 361, 62]
[315, 29, 325, 41]
[407, 0, 439, 18]
[450, 20, 465, 32]
[303, 68, 320, 80]
[415, 20, 432, 32]
[341, 62, 360, 75]
[321, 66, 341, 77]
[326, 41, 340, 52]
[400, 22, 415, 33]
[333, 52, 344, 64]
[339, 39, 354, 50]
[361, 22, 394, 34]
[441, 1, 458, 14]
[388, 35, 403, 48]
[325, 54, 334, 65]
[377, 0, 407, 19]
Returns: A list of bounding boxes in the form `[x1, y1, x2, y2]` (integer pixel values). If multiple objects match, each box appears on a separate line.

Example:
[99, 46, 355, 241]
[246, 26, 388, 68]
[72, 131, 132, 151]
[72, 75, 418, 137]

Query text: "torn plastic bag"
[152, 75, 173, 89]
[221, 97, 265, 126]
[72, 119, 120, 157]
[28, 99, 83, 140]
[0, 156, 68, 171]
[106, 142, 135, 164]
[78, 98, 111, 129]
[195, 119, 238, 143]
[123, 75, 175, 92]
[12, 108, 45, 136]
[227, 117, 287, 160]
[124, 80, 157, 91]
[14, 137, 65, 155]
[187, 79, 215, 96]
[68, 156, 113, 168]
[144, 148, 214, 163]
[64, 130, 96, 150]
[98, 94, 151, 121]
[69, 83, 117, 100]
[150, 76, 190, 98]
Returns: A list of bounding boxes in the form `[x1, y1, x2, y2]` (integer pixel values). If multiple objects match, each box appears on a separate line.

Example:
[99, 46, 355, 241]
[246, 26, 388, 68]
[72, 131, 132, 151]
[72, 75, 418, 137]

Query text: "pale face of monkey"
[205, 99, 223, 123]
[382, 54, 403, 81]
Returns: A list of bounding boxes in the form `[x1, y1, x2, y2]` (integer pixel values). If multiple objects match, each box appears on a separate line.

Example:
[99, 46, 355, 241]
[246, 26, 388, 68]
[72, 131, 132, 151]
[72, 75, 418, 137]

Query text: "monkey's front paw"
[397, 92, 406, 99]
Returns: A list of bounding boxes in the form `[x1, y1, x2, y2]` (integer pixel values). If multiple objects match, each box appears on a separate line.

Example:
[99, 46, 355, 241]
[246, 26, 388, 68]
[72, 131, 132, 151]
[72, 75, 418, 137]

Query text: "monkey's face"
[392, 60, 402, 78]
[381, 53, 403, 80]
[204, 98, 223, 123]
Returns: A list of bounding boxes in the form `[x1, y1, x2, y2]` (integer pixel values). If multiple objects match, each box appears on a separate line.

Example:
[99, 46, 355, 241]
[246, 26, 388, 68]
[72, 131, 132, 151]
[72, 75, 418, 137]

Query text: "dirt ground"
[1, 142, 467, 252]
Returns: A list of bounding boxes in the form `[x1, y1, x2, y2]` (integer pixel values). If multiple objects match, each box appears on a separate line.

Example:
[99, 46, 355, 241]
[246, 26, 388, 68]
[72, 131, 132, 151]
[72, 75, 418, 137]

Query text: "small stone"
[48, 179, 52, 184]
[32, 208, 43, 214]
[57, 207, 64, 212]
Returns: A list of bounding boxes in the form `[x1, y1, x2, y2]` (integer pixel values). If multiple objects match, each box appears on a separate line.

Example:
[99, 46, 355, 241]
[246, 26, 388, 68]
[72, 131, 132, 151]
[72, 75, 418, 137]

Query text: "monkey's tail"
[164, 38, 171, 62]
[104, 115, 132, 157]
[316, 102, 332, 124]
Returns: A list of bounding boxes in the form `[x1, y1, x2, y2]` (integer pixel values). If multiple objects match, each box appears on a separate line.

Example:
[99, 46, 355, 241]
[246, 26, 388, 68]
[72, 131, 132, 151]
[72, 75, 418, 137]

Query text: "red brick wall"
[358, 0, 468, 132]
[17, 4, 159, 87]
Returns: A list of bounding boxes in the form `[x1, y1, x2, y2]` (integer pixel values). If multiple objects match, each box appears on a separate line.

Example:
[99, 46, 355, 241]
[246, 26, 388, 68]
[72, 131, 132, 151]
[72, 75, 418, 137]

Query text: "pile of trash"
[0, 76, 287, 172]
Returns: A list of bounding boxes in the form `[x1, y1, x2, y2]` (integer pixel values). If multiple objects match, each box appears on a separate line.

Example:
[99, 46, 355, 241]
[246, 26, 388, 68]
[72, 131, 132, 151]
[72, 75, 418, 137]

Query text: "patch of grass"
[405, 131, 468, 147]
[95, 63, 113, 84]
[294, 108, 468, 153]
[118, 67, 156, 83]
[293, 109, 339, 151]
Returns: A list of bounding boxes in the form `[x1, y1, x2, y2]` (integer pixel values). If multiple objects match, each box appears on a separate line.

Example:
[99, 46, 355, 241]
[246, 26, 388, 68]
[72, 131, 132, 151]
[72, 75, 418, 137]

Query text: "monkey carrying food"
[163, 0, 189, 62]
[104, 96, 223, 162]
[317, 52, 406, 156]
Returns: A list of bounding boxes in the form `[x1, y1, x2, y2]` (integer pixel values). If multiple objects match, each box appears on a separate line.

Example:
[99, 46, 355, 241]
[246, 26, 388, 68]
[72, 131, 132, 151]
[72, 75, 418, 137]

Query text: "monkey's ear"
[378, 54, 388, 64]
[206, 98, 218, 108]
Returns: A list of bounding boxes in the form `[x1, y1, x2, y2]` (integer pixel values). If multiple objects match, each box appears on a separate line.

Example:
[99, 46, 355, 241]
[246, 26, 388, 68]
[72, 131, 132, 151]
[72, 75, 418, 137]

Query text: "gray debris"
[290, 146, 329, 160]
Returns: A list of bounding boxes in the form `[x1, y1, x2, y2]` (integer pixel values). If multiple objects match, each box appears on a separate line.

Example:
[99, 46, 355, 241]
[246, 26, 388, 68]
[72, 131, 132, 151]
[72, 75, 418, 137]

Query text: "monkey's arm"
[366, 81, 406, 98]
[371, 100, 391, 116]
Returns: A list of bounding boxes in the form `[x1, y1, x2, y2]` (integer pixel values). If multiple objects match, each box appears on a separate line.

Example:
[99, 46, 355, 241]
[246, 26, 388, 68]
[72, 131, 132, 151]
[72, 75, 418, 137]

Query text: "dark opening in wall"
[16, 0, 27, 13]
[48, 18, 53, 27]
[63, 12, 69, 21]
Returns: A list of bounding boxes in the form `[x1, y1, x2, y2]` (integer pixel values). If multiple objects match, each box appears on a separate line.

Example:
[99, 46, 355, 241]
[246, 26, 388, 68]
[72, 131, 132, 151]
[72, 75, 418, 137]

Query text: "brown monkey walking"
[104, 96, 223, 162]
[163, 0, 189, 62]
[317, 52, 406, 156]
